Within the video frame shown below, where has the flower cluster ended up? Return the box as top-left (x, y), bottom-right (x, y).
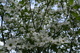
top-left (4, 31), bottom-right (70, 50)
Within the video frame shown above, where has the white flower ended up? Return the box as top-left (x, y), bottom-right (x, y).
top-left (29, 28), bottom-right (35, 32)
top-left (58, 37), bottom-right (70, 44)
top-left (22, 43), bottom-right (35, 49)
top-left (35, 42), bottom-right (45, 47)
top-left (21, 44), bottom-right (26, 49)
top-left (26, 45), bottom-right (34, 49)
top-left (32, 31), bottom-right (57, 47)
top-left (4, 16), bottom-right (11, 22)
top-left (29, 23), bottom-right (33, 27)
top-left (33, 32), bottom-right (38, 35)
top-left (52, 39), bottom-right (59, 44)
top-left (17, 45), bottom-right (22, 48)
top-left (19, 27), bottom-right (25, 32)
top-left (17, 50), bottom-right (22, 53)
top-left (5, 38), bottom-right (19, 50)
top-left (47, 24), bottom-right (51, 28)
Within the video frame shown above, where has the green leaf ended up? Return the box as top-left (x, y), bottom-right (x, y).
top-left (76, 16), bottom-right (80, 21)
top-left (19, 0), bottom-right (24, 4)
top-left (73, 4), bottom-right (80, 9)
top-left (50, 44), bottom-right (58, 52)
top-left (76, 29), bottom-right (80, 34)
top-left (69, 0), bottom-right (73, 5)
top-left (62, 25), bottom-right (70, 30)
top-left (70, 11), bottom-right (78, 17)
top-left (70, 11), bottom-right (80, 21)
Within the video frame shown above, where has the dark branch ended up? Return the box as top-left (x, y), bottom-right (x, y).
top-left (1, 15), bottom-right (5, 45)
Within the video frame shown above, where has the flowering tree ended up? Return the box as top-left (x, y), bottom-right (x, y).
top-left (0, 0), bottom-right (80, 53)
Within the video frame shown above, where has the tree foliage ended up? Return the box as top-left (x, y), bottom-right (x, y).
top-left (0, 0), bottom-right (80, 53)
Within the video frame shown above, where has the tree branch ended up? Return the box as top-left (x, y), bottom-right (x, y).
top-left (1, 15), bottom-right (5, 45)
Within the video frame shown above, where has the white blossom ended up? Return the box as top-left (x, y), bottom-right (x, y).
top-left (5, 38), bottom-right (21, 50)
top-left (4, 16), bottom-right (11, 22)
top-left (19, 27), bottom-right (25, 32)
top-left (58, 37), bottom-right (70, 44)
